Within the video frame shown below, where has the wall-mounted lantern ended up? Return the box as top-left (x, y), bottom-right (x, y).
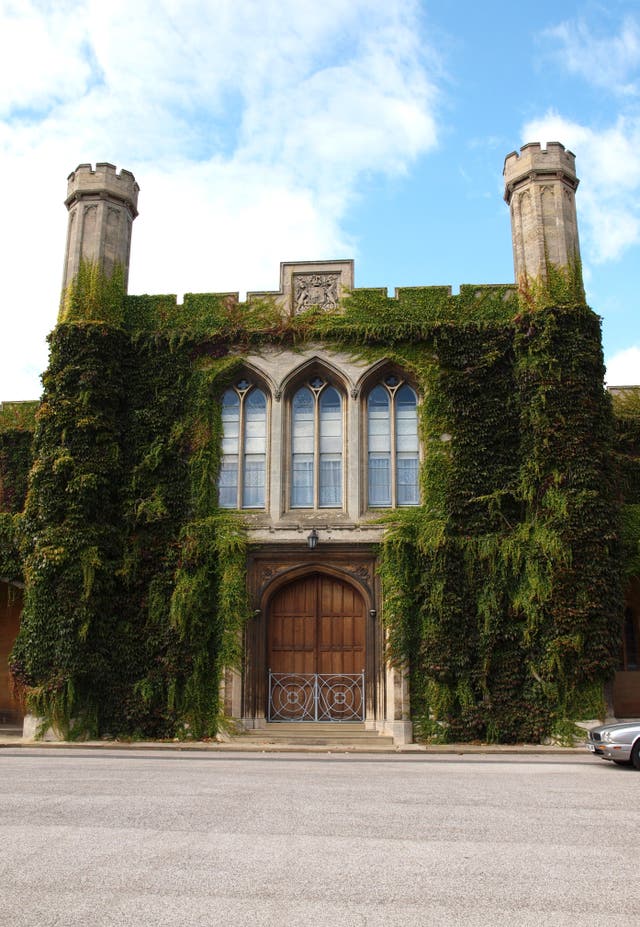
top-left (307, 528), bottom-right (319, 550)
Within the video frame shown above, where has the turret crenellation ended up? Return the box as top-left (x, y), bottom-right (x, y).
top-left (503, 142), bottom-right (581, 286)
top-left (61, 162), bottom-right (139, 300)
top-left (65, 162), bottom-right (139, 217)
top-left (503, 141), bottom-right (577, 201)
top-left (57, 141), bottom-right (583, 318)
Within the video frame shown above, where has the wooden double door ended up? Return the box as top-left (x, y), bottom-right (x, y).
top-left (268, 573), bottom-right (366, 720)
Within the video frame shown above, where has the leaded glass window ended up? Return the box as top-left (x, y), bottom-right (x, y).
top-left (291, 378), bottom-right (343, 508)
top-left (367, 377), bottom-right (419, 507)
top-left (218, 381), bottom-right (267, 509)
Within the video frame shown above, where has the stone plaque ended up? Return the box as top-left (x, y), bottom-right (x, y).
top-left (293, 272), bottom-right (340, 314)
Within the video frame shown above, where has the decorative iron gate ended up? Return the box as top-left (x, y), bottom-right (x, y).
top-left (268, 671), bottom-right (365, 722)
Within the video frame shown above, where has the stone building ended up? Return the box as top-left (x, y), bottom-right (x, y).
top-left (0, 143), bottom-right (638, 742)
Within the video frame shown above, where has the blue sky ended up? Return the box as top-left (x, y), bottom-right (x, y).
top-left (1, 0), bottom-right (639, 399)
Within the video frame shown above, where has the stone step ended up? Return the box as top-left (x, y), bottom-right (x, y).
top-left (0, 725), bottom-right (22, 737)
top-left (248, 722), bottom-right (367, 731)
top-left (240, 733), bottom-right (394, 742)
top-left (241, 739), bottom-right (394, 748)
top-left (237, 723), bottom-right (394, 746)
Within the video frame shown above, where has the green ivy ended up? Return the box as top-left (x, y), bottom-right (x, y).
top-left (59, 259), bottom-right (127, 325)
top-left (379, 305), bottom-right (622, 743)
top-left (4, 272), bottom-right (634, 743)
top-left (0, 401), bottom-right (37, 515)
top-left (0, 513), bottom-right (22, 582)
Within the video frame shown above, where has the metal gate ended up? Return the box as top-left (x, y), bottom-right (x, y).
top-left (268, 671), bottom-right (365, 722)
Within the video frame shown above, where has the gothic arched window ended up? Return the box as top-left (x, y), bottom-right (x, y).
top-left (367, 376), bottom-right (419, 507)
top-left (291, 378), bottom-right (343, 508)
top-left (218, 380), bottom-right (267, 509)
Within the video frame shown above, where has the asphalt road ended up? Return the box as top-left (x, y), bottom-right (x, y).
top-left (1, 749), bottom-right (638, 926)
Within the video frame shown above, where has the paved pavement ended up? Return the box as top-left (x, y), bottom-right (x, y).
top-left (0, 729), bottom-right (587, 754)
top-left (1, 748), bottom-right (638, 927)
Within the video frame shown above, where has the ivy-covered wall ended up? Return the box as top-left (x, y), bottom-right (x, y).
top-left (381, 307), bottom-right (622, 743)
top-left (8, 320), bottom-right (249, 739)
top-left (0, 401), bottom-right (37, 583)
top-left (2, 275), bottom-right (633, 742)
top-left (612, 389), bottom-right (640, 583)
top-left (0, 401), bottom-right (37, 516)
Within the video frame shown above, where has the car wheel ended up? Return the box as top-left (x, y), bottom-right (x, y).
top-left (631, 740), bottom-right (640, 771)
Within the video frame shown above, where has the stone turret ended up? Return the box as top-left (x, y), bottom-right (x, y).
top-left (503, 142), bottom-right (580, 286)
top-left (62, 162), bottom-right (139, 295)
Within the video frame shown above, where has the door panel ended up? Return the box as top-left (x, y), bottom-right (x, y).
top-left (268, 573), bottom-right (366, 712)
top-left (269, 577), bottom-right (316, 674)
top-left (318, 578), bottom-right (365, 675)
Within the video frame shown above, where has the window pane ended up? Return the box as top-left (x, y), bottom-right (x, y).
top-left (221, 389), bottom-right (240, 455)
top-left (242, 389), bottom-right (266, 509)
top-left (368, 454), bottom-right (391, 506)
top-left (368, 386), bottom-right (391, 506)
top-left (219, 390), bottom-right (240, 506)
top-left (218, 456), bottom-right (238, 508)
top-left (244, 389), bottom-right (266, 455)
top-left (319, 387), bottom-right (342, 453)
top-left (368, 385), bottom-right (390, 453)
top-left (243, 456), bottom-right (265, 508)
top-left (291, 456), bottom-right (314, 507)
top-left (319, 458), bottom-right (342, 507)
top-left (397, 456), bottom-right (419, 505)
top-left (319, 387), bottom-right (342, 507)
top-left (292, 388), bottom-right (314, 455)
top-left (292, 388), bottom-right (315, 506)
top-left (395, 385), bottom-right (418, 453)
top-left (395, 385), bottom-right (419, 504)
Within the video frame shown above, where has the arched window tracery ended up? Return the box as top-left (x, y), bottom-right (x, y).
top-left (290, 376), bottom-right (343, 509)
top-left (218, 379), bottom-right (267, 509)
top-left (367, 375), bottom-right (419, 507)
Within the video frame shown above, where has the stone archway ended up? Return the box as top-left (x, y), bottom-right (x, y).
top-left (239, 544), bottom-right (413, 742)
top-left (241, 546), bottom-right (380, 729)
top-left (267, 571), bottom-right (366, 721)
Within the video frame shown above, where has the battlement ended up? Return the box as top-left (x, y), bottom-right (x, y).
top-left (121, 281), bottom-right (519, 332)
top-left (0, 400), bottom-right (38, 431)
top-left (66, 162), bottom-right (139, 215)
top-left (503, 142), bottom-right (578, 203)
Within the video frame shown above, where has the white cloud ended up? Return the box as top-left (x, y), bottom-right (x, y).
top-left (0, 1), bottom-right (95, 117)
top-left (543, 16), bottom-right (640, 96)
top-left (527, 15), bottom-right (640, 277)
top-left (522, 112), bottom-right (640, 263)
top-left (605, 346), bottom-right (640, 385)
top-left (131, 160), bottom-right (353, 299)
top-left (0, 0), bottom-right (440, 400)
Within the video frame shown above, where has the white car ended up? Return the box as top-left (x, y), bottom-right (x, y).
top-left (586, 720), bottom-right (640, 768)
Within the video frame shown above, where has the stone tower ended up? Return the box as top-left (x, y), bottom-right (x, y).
top-left (62, 162), bottom-right (139, 295)
top-left (503, 142), bottom-right (580, 286)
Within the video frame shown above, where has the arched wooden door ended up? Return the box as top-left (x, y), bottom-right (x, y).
top-left (268, 573), bottom-right (366, 721)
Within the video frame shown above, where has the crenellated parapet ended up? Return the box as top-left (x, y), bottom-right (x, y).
top-left (503, 142), bottom-right (581, 287)
top-left (65, 162), bottom-right (139, 215)
top-left (503, 142), bottom-right (578, 191)
top-left (56, 142), bottom-right (582, 329)
top-left (62, 162), bottom-right (140, 300)
top-left (122, 280), bottom-right (517, 333)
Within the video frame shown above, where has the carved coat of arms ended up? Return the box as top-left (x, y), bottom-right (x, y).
top-left (293, 273), bottom-right (340, 314)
